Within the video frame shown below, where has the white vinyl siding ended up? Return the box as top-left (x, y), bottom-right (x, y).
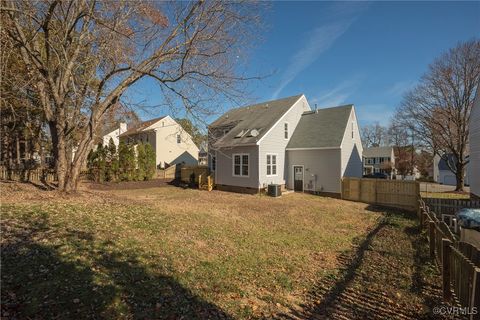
top-left (470, 86), bottom-right (480, 196)
top-left (259, 96), bottom-right (310, 187)
top-left (341, 108), bottom-right (363, 178)
top-left (266, 154), bottom-right (277, 176)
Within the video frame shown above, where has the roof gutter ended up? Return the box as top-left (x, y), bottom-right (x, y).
top-left (285, 147), bottom-right (341, 151)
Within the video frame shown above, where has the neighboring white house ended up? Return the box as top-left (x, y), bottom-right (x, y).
top-left (362, 146), bottom-right (395, 178)
top-left (208, 94), bottom-right (363, 194)
top-left (119, 116), bottom-right (199, 168)
top-left (102, 123), bottom-right (128, 147)
top-left (433, 154), bottom-right (470, 186)
top-left (470, 85), bottom-right (480, 198)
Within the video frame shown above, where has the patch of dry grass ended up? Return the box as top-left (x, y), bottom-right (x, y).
top-left (420, 191), bottom-right (470, 199)
top-left (1, 183), bottom-right (383, 318)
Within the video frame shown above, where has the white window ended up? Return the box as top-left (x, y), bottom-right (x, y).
top-left (177, 134), bottom-right (181, 144)
top-left (284, 123), bottom-right (289, 139)
top-left (266, 154), bottom-right (277, 176)
top-left (233, 153), bottom-right (249, 177)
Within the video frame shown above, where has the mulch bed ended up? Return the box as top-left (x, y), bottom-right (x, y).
top-left (87, 179), bottom-right (176, 190)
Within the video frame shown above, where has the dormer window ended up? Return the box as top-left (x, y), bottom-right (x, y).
top-left (284, 123), bottom-right (289, 139)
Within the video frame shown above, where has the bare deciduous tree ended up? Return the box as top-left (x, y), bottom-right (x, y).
top-left (387, 120), bottom-right (417, 177)
top-left (395, 40), bottom-right (480, 191)
top-left (361, 122), bottom-right (387, 148)
top-left (2, 0), bottom-right (263, 192)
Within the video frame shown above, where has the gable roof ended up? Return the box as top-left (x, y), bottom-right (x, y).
top-left (119, 116), bottom-right (166, 137)
top-left (286, 105), bottom-right (353, 149)
top-left (210, 94), bottom-right (303, 147)
top-left (363, 146), bottom-right (394, 158)
top-left (438, 154), bottom-right (470, 171)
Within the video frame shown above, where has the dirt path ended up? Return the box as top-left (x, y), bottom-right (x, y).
top-left (278, 208), bottom-right (463, 320)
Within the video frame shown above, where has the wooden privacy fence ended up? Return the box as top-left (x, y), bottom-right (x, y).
top-left (419, 199), bottom-right (480, 318)
top-left (342, 177), bottom-right (420, 211)
top-left (156, 164), bottom-right (180, 180)
top-left (424, 198), bottom-right (480, 216)
top-left (0, 167), bottom-right (57, 182)
top-left (180, 166), bottom-right (209, 184)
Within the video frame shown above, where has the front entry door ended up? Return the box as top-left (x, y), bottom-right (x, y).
top-left (293, 166), bottom-right (303, 192)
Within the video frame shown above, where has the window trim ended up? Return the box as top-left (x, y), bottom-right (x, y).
top-left (232, 153), bottom-right (250, 178)
top-left (284, 122), bottom-right (289, 140)
top-left (266, 153), bottom-right (278, 177)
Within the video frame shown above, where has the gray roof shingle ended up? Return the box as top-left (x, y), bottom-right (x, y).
top-left (363, 146), bottom-right (394, 158)
top-left (286, 105), bottom-right (353, 149)
top-left (210, 95), bottom-right (303, 147)
top-left (119, 116), bottom-right (166, 137)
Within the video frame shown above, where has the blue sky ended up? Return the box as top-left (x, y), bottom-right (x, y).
top-left (129, 1), bottom-right (479, 128)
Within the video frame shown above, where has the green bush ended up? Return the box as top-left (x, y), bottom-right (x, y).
top-left (118, 142), bottom-right (136, 181)
top-left (144, 143), bottom-right (156, 180)
top-left (105, 138), bottom-right (118, 182)
top-left (136, 143), bottom-right (146, 181)
top-left (87, 140), bottom-right (155, 182)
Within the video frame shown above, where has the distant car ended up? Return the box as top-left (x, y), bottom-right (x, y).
top-left (363, 173), bottom-right (389, 179)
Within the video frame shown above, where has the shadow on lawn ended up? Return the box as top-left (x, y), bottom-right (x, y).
top-left (276, 206), bottom-right (422, 320)
top-left (1, 213), bottom-right (231, 319)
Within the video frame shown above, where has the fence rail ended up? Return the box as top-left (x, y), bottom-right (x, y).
top-left (419, 199), bottom-right (480, 318)
top-left (0, 168), bottom-right (57, 182)
top-left (342, 177), bottom-right (420, 211)
top-left (180, 166), bottom-right (209, 184)
top-left (423, 198), bottom-right (480, 216)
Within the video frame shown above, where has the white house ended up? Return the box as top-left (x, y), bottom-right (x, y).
top-left (469, 85), bottom-right (480, 197)
top-left (433, 154), bottom-right (470, 186)
top-left (102, 123), bottom-right (127, 147)
top-left (362, 146), bottom-right (395, 178)
top-left (119, 116), bottom-right (199, 168)
top-left (208, 94), bottom-right (363, 194)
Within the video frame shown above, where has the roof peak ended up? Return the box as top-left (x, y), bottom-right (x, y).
top-left (232, 94), bottom-right (303, 112)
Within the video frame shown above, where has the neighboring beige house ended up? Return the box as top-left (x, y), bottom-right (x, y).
top-left (362, 146), bottom-right (395, 178)
top-left (120, 116), bottom-right (199, 168)
top-left (102, 123), bottom-right (127, 147)
top-left (208, 94), bottom-right (363, 194)
top-left (470, 85), bottom-right (480, 198)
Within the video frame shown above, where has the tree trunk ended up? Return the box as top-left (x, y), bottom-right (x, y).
top-left (50, 121), bottom-right (68, 191)
top-left (455, 163), bottom-right (465, 192)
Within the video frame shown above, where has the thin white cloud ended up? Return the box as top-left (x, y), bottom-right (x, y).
top-left (386, 81), bottom-right (416, 97)
top-left (310, 78), bottom-right (360, 108)
top-left (271, 21), bottom-right (354, 99)
top-left (271, 3), bottom-right (368, 99)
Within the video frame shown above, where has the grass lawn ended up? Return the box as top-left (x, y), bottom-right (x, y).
top-left (1, 182), bottom-right (444, 319)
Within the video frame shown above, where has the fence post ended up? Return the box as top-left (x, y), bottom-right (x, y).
top-left (429, 221), bottom-right (436, 259)
top-left (442, 238), bottom-right (452, 302)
